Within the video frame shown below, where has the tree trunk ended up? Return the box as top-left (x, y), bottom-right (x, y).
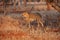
top-left (46, 0), bottom-right (50, 10)
top-left (24, 0), bottom-right (26, 7)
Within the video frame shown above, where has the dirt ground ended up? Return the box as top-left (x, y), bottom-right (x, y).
top-left (0, 13), bottom-right (60, 40)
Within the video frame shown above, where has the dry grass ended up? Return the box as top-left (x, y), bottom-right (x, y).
top-left (0, 15), bottom-right (60, 40)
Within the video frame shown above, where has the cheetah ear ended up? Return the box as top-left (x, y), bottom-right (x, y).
top-left (26, 11), bottom-right (30, 14)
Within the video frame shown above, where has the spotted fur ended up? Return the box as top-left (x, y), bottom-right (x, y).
top-left (22, 12), bottom-right (44, 28)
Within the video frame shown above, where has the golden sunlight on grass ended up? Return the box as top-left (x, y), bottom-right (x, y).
top-left (0, 14), bottom-right (60, 40)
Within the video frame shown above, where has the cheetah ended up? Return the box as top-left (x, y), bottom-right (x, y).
top-left (21, 12), bottom-right (44, 29)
